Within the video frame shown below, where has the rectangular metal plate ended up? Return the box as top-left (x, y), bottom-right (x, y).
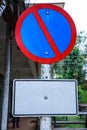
top-left (12, 79), bottom-right (78, 117)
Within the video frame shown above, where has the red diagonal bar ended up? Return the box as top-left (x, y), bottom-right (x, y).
top-left (33, 10), bottom-right (61, 57)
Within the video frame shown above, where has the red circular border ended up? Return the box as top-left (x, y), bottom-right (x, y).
top-left (15, 4), bottom-right (77, 64)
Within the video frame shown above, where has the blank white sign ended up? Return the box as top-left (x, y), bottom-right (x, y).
top-left (12, 79), bottom-right (78, 117)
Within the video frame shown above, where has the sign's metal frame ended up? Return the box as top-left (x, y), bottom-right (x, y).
top-left (12, 79), bottom-right (78, 117)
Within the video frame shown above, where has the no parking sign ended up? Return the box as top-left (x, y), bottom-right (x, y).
top-left (15, 4), bottom-right (77, 64)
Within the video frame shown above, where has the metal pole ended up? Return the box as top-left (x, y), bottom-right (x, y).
top-left (1, 23), bottom-right (12, 130)
top-left (40, 64), bottom-right (52, 130)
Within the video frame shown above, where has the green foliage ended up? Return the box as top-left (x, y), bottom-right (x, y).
top-left (76, 31), bottom-right (87, 46)
top-left (62, 47), bottom-right (83, 83)
top-left (55, 116), bottom-right (85, 128)
top-left (79, 90), bottom-right (87, 103)
top-left (54, 46), bottom-right (84, 84)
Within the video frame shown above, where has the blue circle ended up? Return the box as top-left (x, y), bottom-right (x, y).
top-left (21, 8), bottom-right (72, 58)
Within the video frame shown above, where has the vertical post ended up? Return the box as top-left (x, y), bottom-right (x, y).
top-left (1, 23), bottom-right (12, 130)
top-left (40, 64), bottom-right (52, 130)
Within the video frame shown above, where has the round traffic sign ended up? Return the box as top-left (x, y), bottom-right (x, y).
top-left (15, 4), bottom-right (77, 64)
